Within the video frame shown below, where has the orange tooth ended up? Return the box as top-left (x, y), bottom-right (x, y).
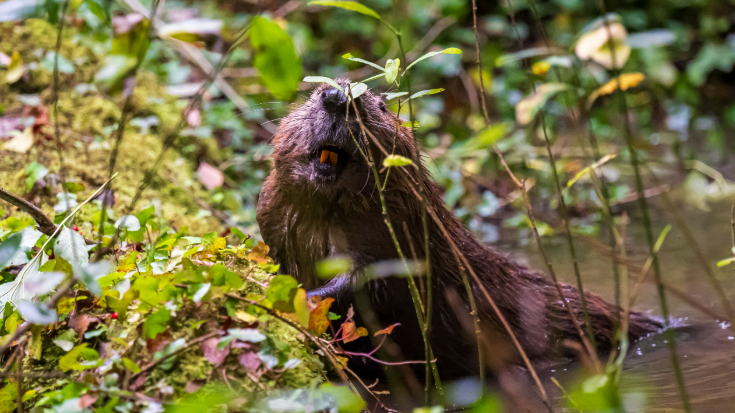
top-left (329, 151), bottom-right (338, 165)
top-left (320, 150), bottom-right (329, 163)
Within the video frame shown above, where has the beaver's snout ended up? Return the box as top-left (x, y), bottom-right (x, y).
top-left (321, 87), bottom-right (347, 114)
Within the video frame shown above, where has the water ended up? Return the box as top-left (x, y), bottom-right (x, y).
top-left (500, 199), bottom-right (735, 411)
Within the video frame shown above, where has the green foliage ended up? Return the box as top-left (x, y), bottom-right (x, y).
top-left (250, 16), bottom-right (302, 100)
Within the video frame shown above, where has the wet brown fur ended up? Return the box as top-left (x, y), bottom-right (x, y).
top-left (256, 79), bottom-right (661, 380)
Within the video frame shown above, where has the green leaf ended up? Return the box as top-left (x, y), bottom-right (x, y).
top-left (250, 16), bottom-right (302, 100)
top-left (16, 300), bottom-right (57, 325)
top-left (158, 18), bottom-right (222, 43)
top-left (462, 123), bottom-right (508, 151)
top-left (191, 283), bottom-right (211, 303)
top-left (717, 257), bottom-right (735, 267)
top-left (53, 226), bottom-right (88, 266)
top-left (52, 329), bottom-right (76, 352)
top-left (408, 88), bottom-right (444, 100)
top-left (23, 270), bottom-right (65, 296)
top-left (59, 343), bottom-right (101, 371)
top-left (383, 154), bottom-right (414, 167)
top-left (0, 380), bottom-right (17, 413)
top-left (122, 357), bottom-right (141, 373)
top-left (382, 92), bottom-right (407, 100)
top-left (136, 204), bottom-right (156, 227)
top-left (515, 83), bottom-right (568, 125)
top-left (73, 261), bottom-right (113, 296)
top-left (265, 275), bottom-right (298, 310)
top-left (495, 47), bottom-right (555, 67)
top-left (308, 1), bottom-right (381, 20)
top-left (318, 383), bottom-right (366, 413)
top-left (0, 232), bottom-right (22, 270)
top-left (315, 256), bottom-right (353, 279)
top-left (143, 308), bottom-right (171, 339)
top-left (405, 48), bottom-right (461, 72)
top-left (95, 14), bottom-right (150, 94)
top-left (304, 76), bottom-right (343, 92)
top-left (227, 328), bottom-right (266, 343)
top-left (25, 161), bottom-right (49, 191)
top-left (401, 121), bottom-right (419, 128)
top-left (343, 53), bottom-right (384, 71)
top-left (212, 264), bottom-right (244, 289)
top-left (115, 215), bottom-right (141, 232)
top-left (346, 82), bottom-right (367, 101)
top-left (384, 58), bottom-right (400, 83)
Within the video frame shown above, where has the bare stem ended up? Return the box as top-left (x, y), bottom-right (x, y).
top-left (389, 4), bottom-right (435, 399)
top-left (503, 0), bottom-right (598, 358)
top-left (598, 6), bottom-right (691, 411)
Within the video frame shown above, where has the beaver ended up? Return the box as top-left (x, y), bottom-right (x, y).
top-left (256, 78), bottom-right (661, 381)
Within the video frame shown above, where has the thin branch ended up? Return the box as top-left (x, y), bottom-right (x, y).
top-left (52, 0), bottom-right (71, 217)
top-left (0, 188), bottom-right (56, 235)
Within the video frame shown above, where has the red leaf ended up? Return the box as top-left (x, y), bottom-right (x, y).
top-left (197, 161), bottom-right (224, 190)
top-left (202, 337), bottom-right (230, 366)
top-left (69, 315), bottom-right (98, 337)
top-left (374, 323), bottom-right (400, 337)
top-left (238, 351), bottom-right (261, 372)
top-left (146, 330), bottom-right (173, 353)
top-left (342, 321), bottom-right (367, 343)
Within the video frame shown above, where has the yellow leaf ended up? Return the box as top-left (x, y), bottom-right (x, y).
top-left (246, 241), bottom-right (271, 264)
top-left (532, 61), bottom-right (551, 75)
top-left (342, 321), bottom-right (367, 343)
top-left (293, 288), bottom-right (310, 328)
top-left (575, 21), bottom-right (629, 69)
top-left (5, 51), bottom-right (23, 84)
top-left (235, 310), bottom-right (257, 324)
top-left (308, 296), bottom-right (334, 335)
top-left (208, 237), bottom-right (226, 253)
top-left (565, 154), bottom-right (617, 192)
top-left (587, 73), bottom-right (645, 109)
top-left (374, 323), bottom-right (399, 336)
top-left (515, 83), bottom-right (568, 125)
top-left (3, 128), bottom-right (34, 153)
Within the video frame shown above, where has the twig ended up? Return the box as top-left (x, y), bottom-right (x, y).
top-left (0, 188), bottom-right (56, 235)
top-left (16, 344), bottom-right (23, 413)
top-left (52, 0), bottom-right (71, 219)
top-left (0, 188), bottom-right (97, 245)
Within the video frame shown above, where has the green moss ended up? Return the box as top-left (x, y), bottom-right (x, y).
top-left (0, 20), bottom-right (220, 235)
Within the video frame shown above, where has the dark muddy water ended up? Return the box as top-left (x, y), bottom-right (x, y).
top-left (500, 199), bottom-right (735, 412)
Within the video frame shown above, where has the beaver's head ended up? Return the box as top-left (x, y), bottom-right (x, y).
top-left (270, 78), bottom-right (415, 199)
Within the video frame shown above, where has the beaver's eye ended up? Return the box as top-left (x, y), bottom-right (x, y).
top-left (379, 101), bottom-right (387, 113)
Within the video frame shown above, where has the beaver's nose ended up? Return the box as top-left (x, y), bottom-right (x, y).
top-left (321, 87), bottom-right (347, 113)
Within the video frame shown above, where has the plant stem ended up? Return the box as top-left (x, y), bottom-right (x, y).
top-left (504, 0), bottom-right (597, 358)
top-left (389, 0), bottom-right (436, 401)
top-left (344, 93), bottom-right (442, 399)
top-left (597, 7), bottom-right (691, 411)
top-left (52, 0), bottom-right (71, 219)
